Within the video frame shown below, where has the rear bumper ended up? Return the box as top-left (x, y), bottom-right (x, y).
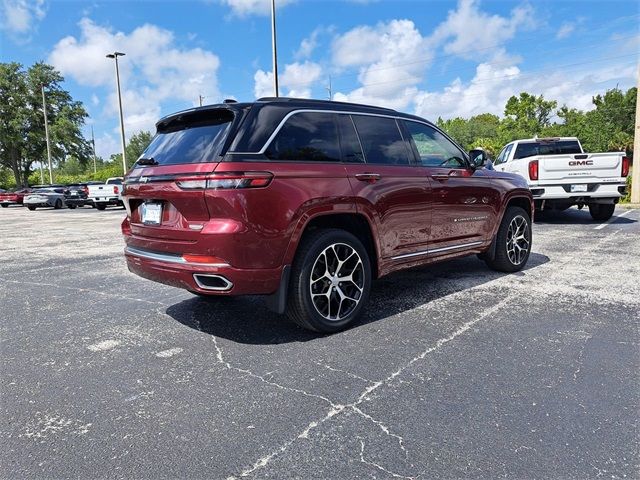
top-left (124, 245), bottom-right (283, 296)
top-left (90, 197), bottom-right (121, 204)
top-left (65, 198), bottom-right (88, 206)
top-left (0, 201), bottom-right (20, 206)
top-left (530, 182), bottom-right (626, 200)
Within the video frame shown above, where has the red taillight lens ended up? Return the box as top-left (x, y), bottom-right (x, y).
top-left (176, 172), bottom-right (273, 190)
top-left (528, 160), bottom-right (539, 181)
top-left (621, 156), bottom-right (630, 177)
top-left (83, 186), bottom-right (89, 196)
top-left (113, 186), bottom-right (119, 194)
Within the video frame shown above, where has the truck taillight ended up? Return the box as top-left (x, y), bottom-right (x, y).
top-left (113, 186), bottom-right (119, 194)
top-left (83, 186), bottom-right (89, 196)
top-left (621, 156), bottom-right (630, 177)
top-left (528, 160), bottom-right (539, 181)
top-left (175, 172), bottom-right (273, 190)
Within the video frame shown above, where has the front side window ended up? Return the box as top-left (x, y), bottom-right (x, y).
top-left (265, 112), bottom-right (340, 162)
top-left (351, 116), bottom-right (411, 165)
top-left (404, 121), bottom-right (466, 168)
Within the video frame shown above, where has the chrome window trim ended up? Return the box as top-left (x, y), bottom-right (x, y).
top-left (125, 246), bottom-right (230, 267)
top-left (226, 109), bottom-right (436, 156)
top-left (391, 241), bottom-right (483, 260)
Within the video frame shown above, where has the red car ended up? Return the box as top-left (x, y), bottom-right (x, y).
top-left (122, 98), bottom-right (533, 332)
top-left (0, 188), bottom-right (31, 207)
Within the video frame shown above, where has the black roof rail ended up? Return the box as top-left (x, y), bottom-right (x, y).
top-left (255, 96), bottom-right (397, 113)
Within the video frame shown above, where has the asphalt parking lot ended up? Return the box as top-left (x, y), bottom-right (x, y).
top-left (1, 205), bottom-right (638, 479)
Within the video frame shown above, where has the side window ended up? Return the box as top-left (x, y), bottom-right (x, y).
top-left (265, 112), bottom-right (340, 162)
top-left (351, 115), bottom-right (411, 165)
top-left (404, 121), bottom-right (466, 168)
top-left (336, 114), bottom-right (364, 163)
top-left (494, 146), bottom-right (507, 165)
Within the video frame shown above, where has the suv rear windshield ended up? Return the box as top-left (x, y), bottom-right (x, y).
top-left (513, 140), bottom-right (582, 160)
top-left (139, 109), bottom-right (234, 165)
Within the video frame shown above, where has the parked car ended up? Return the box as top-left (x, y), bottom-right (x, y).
top-left (63, 183), bottom-right (90, 209)
top-left (0, 188), bottom-right (32, 207)
top-left (122, 98), bottom-right (533, 332)
top-left (23, 188), bottom-right (66, 210)
top-left (493, 137), bottom-right (629, 221)
top-left (88, 177), bottom-right (124, 210)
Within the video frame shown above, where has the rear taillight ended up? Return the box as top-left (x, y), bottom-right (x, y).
top-left (176, 172), bottom-right (273, 190)
top-left (622, 156), bottom-right (630, 177)
top-left (528, 160), bottom-right (539, 181)
top-left (113, 186), bottom-right (119, 194)
top-left (83, 186), bottom-right (89, 196)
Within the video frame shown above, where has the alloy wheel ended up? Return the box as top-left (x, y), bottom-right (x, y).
top-left (309, 243), bottom-right (365, 321)
top-left (506, 215), bottom-right (530, 265)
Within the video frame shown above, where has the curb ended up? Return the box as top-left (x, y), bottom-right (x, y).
top-left (619, 203), bottom-right (640, 209)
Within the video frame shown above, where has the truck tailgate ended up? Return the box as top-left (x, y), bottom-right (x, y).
top-left (539, 153), bottom-right (623, 182)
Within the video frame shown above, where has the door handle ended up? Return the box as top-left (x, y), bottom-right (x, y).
top-left (431, 174), bottom-right (450, 181)
top-left (355, 173), bottom-right (381, 183)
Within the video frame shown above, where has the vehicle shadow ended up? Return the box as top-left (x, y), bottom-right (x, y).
top-left (535, 207), bottom-right (637, 225)
top-left (165, 252), bottom-right (550, 345)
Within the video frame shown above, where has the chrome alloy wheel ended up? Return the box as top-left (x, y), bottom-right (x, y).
top-left (506, 215), bottom-right (530, 265)
top-left (309, 243), bottom-right (365, 322)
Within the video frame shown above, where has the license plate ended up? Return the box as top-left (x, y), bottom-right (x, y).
top-left (141, 202), bottom-right (162, 225)
top-left (571, 184), bottom-right (588, 192)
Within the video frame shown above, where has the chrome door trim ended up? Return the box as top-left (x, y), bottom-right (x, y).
top-left (391, 241), bottom-right (483, 261)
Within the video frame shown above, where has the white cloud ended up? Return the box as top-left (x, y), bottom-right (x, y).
top-left (254, 61), bottom-right (323, 99)
top-left (49, 18), bottom-right (221, 147)
top-left (556, 22), bottom-right (575, 39)
top-left (429, 0), bottom-right (535, 60)
top-left (414, 60), bottom-right (637, 121)
top-left (220, 0), bottom-right (295, 16)
top-left (295, 27), bottom-right (323, 60)
top-left (331, 19), bottom-right (433, 110)
top-left (1, 0), bottom-right (46, 40)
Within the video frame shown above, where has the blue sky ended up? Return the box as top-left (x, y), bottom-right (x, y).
top-left (1, 0), bottom-right (638, 159)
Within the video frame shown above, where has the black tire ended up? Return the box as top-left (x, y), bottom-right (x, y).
top-left (96, 203), bottom-right (107, 211)
top-left (588, 203), bottom-right (615, 221)
top-left (287, 228), bottom-right (372, 333)
top-left (67, 204), bottom-right (77, 209)
top-left (484, 206), bottom-right (532, 273)
top-left (54, 199), bottom-right (62, 209)
top-left (27, 205), bottom-right (36, 211)
top-left (1, 204), bottom-right (7, 208)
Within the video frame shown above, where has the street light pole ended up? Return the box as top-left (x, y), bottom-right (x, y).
top-left (41, 84), bottom-right (53, 184)
top-left (106, 52), bottom-right (127, 175)
top-left (91, 125), bottom-right (97, 174)
top-left (270, 0), bottom-right (279, 97)
top-left (631, 63), bottom-right (640, 204)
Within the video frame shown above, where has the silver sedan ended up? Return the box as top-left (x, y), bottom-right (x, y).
top-left (23, 188), bottom-right (66, 210)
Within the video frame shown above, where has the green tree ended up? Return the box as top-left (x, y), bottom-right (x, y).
top-left (499, 92), bottom-right (557, 142)
top-left (0, 62), bottom-right (91, 186)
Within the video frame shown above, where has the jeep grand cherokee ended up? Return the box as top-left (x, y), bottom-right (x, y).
top-left (122, 98), bottom-right (533, 332)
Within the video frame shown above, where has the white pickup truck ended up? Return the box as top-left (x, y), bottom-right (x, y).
top-left (493, 137), bottom-right (629, 221)
top-left (87, 177), bottom-right (124, 210)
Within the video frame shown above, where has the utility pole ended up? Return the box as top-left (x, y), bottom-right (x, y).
top-left (270, 0), bottom-right (279, 97)
top-left (631, 63), bottom-right (640, 204)
top-left (41, 84), bottom-right (53, 184)
top-left (199, 95), bottom-right (204, 107)
top-left (326, 76), bottom-right (332, 101)
top-left (91, 126), bottom-right (97, 174)
top-left (106, 52), bottom-right (127, 175)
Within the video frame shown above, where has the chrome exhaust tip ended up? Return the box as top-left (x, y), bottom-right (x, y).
top-left (193, 274), bottom-right (233, 292)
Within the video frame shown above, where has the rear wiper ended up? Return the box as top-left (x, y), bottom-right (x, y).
top-left (137, 157), bottom-right (159, 166)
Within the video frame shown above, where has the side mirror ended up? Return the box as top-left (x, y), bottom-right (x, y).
top-left (469, 149), bottom-right (488, 169)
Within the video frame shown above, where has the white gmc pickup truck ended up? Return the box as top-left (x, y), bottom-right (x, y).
top-left (493, 137), bottom-right (629, 221)
top-left (87, 177), bottom-right (124, 210)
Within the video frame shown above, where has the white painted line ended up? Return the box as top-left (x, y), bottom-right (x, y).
top-left (594, 209), bottom-right (634, 230)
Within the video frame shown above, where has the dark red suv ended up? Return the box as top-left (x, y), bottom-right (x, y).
top-left (122, 98), bottom-right (533, 332)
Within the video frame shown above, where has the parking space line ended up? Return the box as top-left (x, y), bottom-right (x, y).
top-left (594, 209), bottom-right (634, 230)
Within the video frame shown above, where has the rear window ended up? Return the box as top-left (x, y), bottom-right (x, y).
top-left (265, 112), bottom-right (340, 162)
top-left (140, 110), bottom-right (234, 165)
top-left (106, 179), bottom-right (122, 185)
top-left (513, 140), bottom-right (582, 160)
